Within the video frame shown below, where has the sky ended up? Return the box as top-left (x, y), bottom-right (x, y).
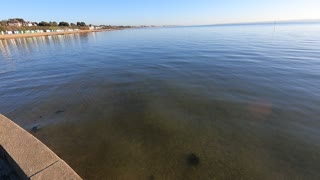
top-left (1, 0), bottom-right (320, 26)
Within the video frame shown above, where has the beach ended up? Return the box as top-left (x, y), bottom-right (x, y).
top-left (0, 29), bottom-right (114, 40)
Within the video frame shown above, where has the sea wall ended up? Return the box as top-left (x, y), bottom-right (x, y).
top-left (0, 114), bottom-right (82, 180)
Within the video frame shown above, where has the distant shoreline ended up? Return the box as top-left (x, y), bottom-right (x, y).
top-left (0, 29), bottom-right (118, 40)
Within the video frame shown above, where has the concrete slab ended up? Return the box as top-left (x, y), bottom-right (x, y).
top-left (30, 160), bottom-right (82, 180)
top-left (0, 114), bottom-right (82, 179)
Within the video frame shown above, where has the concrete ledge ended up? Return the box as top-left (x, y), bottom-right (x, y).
top-left (0, 114), bottom-right (82, 180)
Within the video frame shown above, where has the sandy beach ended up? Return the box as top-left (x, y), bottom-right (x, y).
top-left (0, 29), bottom-right (113, 40)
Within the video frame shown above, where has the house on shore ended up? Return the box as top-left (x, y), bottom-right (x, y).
top-left (23, 21), bottom-right (34, 27)
top-left (89, 25), bottom-right (94, 30)
top-left (6, 19), bottom-right (36, 27)
top-left (88, 25), bottom-right (102, 30)
top-left (8, 20), bottom-right (22, 27)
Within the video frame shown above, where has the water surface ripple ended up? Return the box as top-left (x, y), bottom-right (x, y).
top-left (1, 24), bottom-right (320, 179)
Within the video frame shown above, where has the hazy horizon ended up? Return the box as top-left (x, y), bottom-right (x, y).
top-left (1, 0), bottom-right (320, 26)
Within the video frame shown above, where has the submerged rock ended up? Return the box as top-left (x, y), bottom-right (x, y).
top-left (55, 110), bottom-right (65, 114)
top-left (31, 125), bottom-right (41, 133)
top-left (187, 153), bottom-right (200, 166)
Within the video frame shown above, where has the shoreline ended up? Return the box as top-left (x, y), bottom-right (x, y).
top-left (0, 29), bottom-right (116, 40)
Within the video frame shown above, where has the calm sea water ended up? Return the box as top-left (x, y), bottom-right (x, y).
top-left (1, 24), bottom-right (320, 179)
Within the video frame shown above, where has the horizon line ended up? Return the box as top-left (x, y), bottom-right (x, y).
top-left (164, 18), bottom-right (320, 27)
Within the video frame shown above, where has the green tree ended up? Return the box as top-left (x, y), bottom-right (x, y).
top-left (16, 18), bottom-right (25, 23)
top-left (59, 22), bottom-right (70, 26)
top-left (9, 18), bottom-right (25, 23)
top-left (50, 21), bottom-right (58, 26)
top-left (38, 21), bottom-right (50, 26)
top-left (77, 22), bottom-right (86, 26)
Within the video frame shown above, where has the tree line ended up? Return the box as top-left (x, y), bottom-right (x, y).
top-left (0, 18), bottom-right (138, 32)
top-left (0, 18), bottom-right (88, 27)
top-left (36, 21), bottom-right (88, 27)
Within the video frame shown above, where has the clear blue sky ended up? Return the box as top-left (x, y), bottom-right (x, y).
top-left (1, 0), bottom-right (320, 25)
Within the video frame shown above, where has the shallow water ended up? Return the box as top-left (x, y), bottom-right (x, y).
top-left (1, 24), bottom-right (320, 179)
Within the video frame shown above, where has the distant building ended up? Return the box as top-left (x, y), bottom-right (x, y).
top-left (23, 21), bottom-right (34, 27)
top-left (8, 20), bottom-right (22, 27)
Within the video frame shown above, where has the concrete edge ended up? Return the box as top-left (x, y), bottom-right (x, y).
top-left (0, 114), bottom-right (82, 180)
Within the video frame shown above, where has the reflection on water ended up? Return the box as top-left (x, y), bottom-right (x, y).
top-left (1, 25), bottom-right (320, 179)
top-left (0, 33), bottom-right (92, 59)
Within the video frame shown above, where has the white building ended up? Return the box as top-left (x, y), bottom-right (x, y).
top-left (8, 22), bottom-right (22, 27)
top-left (24, 22), bottom-right (34, 27)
